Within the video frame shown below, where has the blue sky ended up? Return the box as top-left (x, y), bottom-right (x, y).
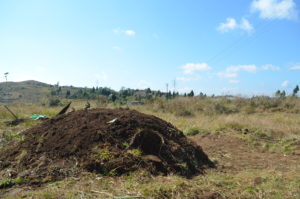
top-left (0, 0), bottom-right (299, 96)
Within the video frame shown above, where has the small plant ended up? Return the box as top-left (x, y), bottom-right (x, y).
top-left (123, 142), bottom-right (129, 149)
top-left (223, 122), bottom-right (244, 130)
top-left (99, 149), bottom-right (114, 161)
top-left (3, 131), bottom-right (23, 142)
top-left (184, 127), bottom-right (200, 136)
top-left (127, 149), bottom-right (143, 157)
top-left (0, 177), bottom-right (26, 189)
top-left (14, 176), bottom-right (25, 184)
top-left (92, 146), bottom-right (115, 162)
top-left (0, 179), bottom-right (15, 189)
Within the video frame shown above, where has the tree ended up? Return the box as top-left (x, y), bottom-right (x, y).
top-left (165, 91), bottom-right (172, 99)
top-left (275, 90), bottom-right (281, 97)
top-left (293, 85), bottom-right (299, 96)
top-left (66, 90), bottom-right (71, 98)
top-left (109, 93), bottom-right (117, 102)
top-left (199, 92), bottom-right (206, 98)
top-left (57, 87), bottom-right (62, 94)
top-left (188, 90), bottom-right (194, 97)
top-left (55, 82), bottom-right (60, 88)
top-left (145, 88), bottom-right (151, 94)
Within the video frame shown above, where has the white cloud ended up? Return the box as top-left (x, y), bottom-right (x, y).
top-left (181, 63), bottom-right (212, 75)
top-left (217, 71), bottom-right (238, 78)
top-left (217, 65), bottom-right (258, 78)
top-left (217, 18), bottom-right (254, 33)
top-left (218, 18), bottom-right (238, 32)
top-left (228, 65), bottom-right (258, 73)
top-left (281, 80), bottom-right (289, 87)
top-left (261, 64), bottom-right (280, 71)
top-left (124, 30), bottom-right (136, 36)
top-left (229, 79), bottom-right (240, 84)
top-left (251, 0), bottom-right (298, 20)
top-left (240, 18), bottom-right (254, 32)
top-left (113, 28), bottom-right (136, 36)
top-left (289, 63), bottom-right (300, 70)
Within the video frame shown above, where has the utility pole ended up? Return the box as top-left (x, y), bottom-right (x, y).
top-left (4, 72), bottom-right (8, 82)
top-left (3, 72), bottom-right (9, 102)
top-left (166, 83), bottom-right (168, 93)
top-left (4, 72), bottom-right (9, 93)
top-left (173, 79), bottom-right (176, 93)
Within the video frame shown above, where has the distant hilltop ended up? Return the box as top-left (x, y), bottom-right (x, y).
top-left (0, 80), bottom-right (54, 102)
top-left (0, 80), bottom-right (182, 103)
top-left (0, 80), bottom-right (51, 87)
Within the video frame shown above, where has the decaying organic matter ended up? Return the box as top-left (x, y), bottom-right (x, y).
top-left (0, 108), bottom-right (214, 185)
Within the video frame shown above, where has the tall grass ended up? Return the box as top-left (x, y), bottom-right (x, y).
top-left (142, 96), bottom-right (300, 116)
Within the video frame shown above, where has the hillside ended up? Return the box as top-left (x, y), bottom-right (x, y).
top-left (0, 80), bottom-right (105, 103)
top-left (0, 80), bottom-right (53, 102)
top-left (0, 80), bottom-right (180, 103)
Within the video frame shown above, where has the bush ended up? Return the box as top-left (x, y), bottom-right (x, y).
top-left (213, 103), bottom-right (238, 114)
top-left (49, 98), bottom-right (61, 107)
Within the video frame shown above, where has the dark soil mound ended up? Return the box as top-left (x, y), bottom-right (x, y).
top-left (0, 108), bottom-right (214, 184)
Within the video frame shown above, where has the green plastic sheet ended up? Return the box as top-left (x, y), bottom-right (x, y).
top-left (29, 114), bottom-right (47, 120)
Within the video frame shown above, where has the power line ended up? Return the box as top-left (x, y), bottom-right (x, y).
top-left (206, 19), bottom-right (279, 66)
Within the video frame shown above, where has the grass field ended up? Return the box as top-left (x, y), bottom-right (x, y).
top-left (1, 97), bottom-right (300, 198)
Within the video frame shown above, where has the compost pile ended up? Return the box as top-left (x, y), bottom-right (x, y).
top-left (0, 108), bottom-right (214, 184)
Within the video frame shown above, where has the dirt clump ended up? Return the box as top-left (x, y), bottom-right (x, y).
top-left (0, 108), bottom-right (214, 184)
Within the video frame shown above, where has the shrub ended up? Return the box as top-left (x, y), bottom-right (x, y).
top-left (49, 98), bottom-right (61, 107)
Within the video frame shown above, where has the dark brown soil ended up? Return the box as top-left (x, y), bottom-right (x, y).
top-left (0, 108), bottom-right (214, 184)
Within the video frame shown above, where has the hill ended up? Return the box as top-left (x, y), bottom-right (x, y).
top-left (0, 80), bottom-right (179, 103)
top-left (0, 80), bottom-right (53, 102)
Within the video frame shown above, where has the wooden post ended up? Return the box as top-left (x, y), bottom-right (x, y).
top-left (4, 105), bottom-right (18, 120)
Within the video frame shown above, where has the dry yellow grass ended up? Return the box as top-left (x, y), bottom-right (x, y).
top-left (1, 97), bottom-right (300, 198)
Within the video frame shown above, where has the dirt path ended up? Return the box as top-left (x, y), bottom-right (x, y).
top-left (191, 134), bottom-right (300, 173)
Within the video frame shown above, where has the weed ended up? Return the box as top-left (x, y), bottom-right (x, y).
top-left (123, 142), bottom-right (129, 149)
top-left (14, 177), bottom-right (25, 184)
top-left (184, 127), bottom-right (200, 136)
top-left (92, 146), bottom-right (115, 162)
top-left (127, 149), bottom-right (143, 157)
top-left (0, 179), bottom-right (14, 189)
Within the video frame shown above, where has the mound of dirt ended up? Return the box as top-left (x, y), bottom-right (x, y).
top-left (0, 108), bottom-right (214, 184)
